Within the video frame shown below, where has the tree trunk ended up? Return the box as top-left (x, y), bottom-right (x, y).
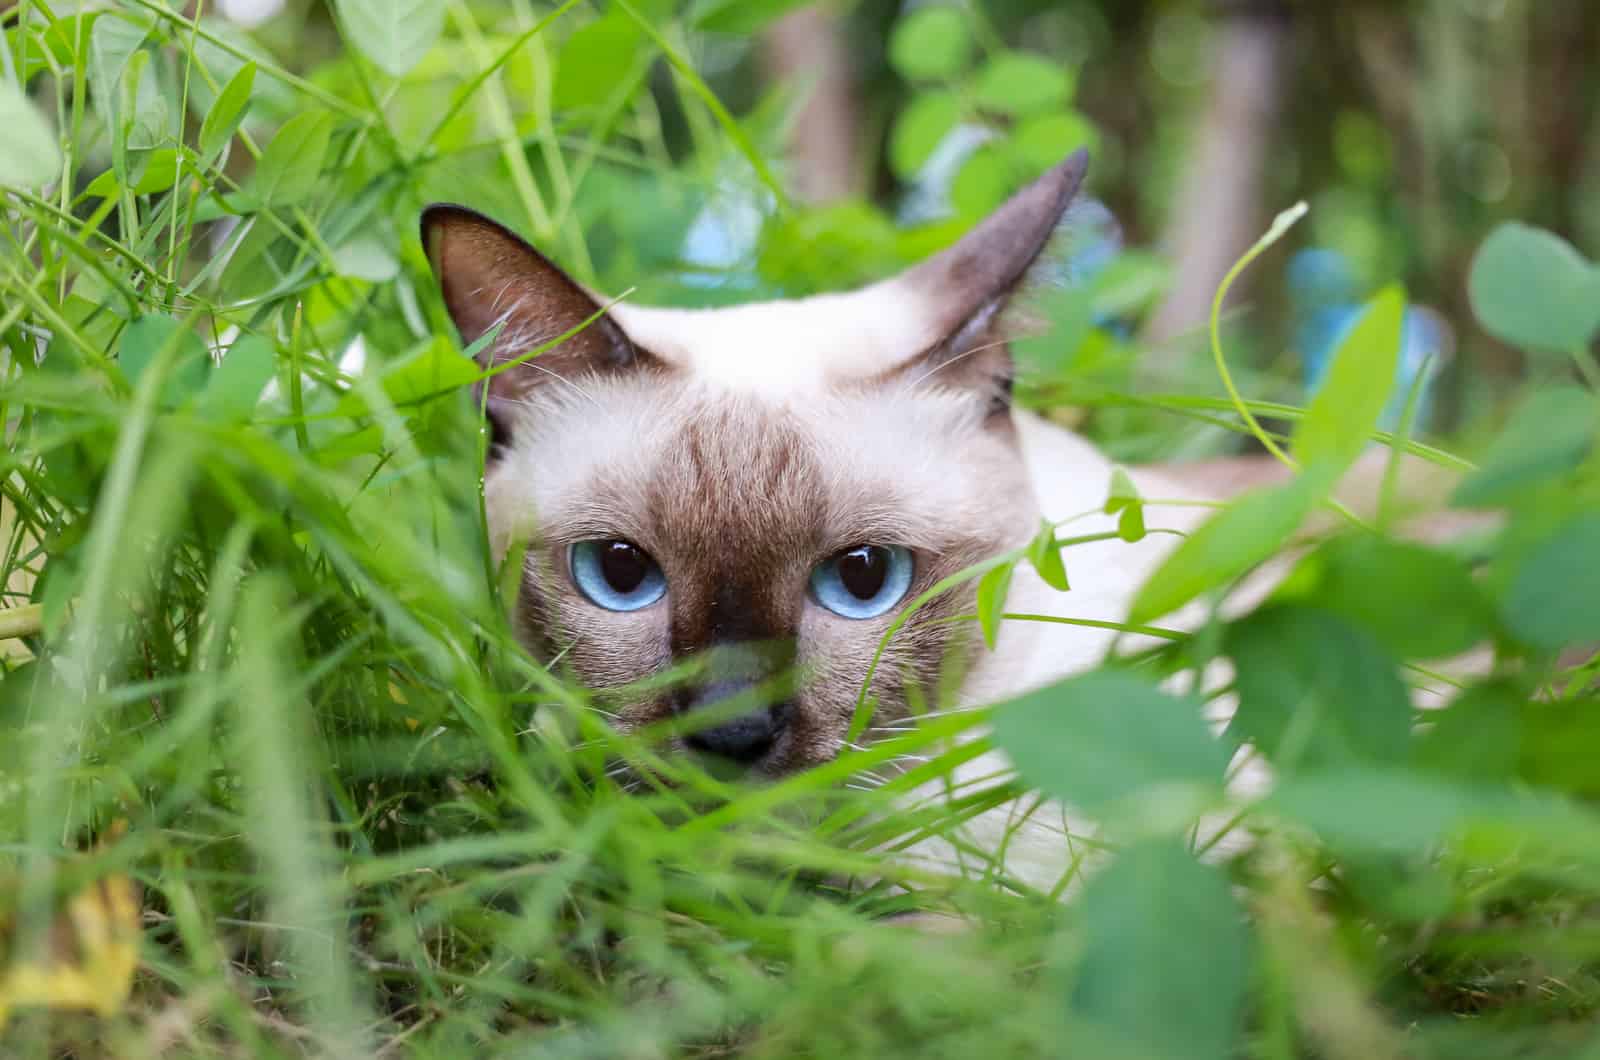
top-left (762, 4), bottom-right (863, 204)
top-left (1142, 7), bottom-right (1291, 363)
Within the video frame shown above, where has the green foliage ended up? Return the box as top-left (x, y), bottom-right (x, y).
top-left (1069, 839), bottom-right (1250, 1060)
top-left (993, 671), bottom-right (1226, 822)
top-left (1127, 465), bottom-right (1327, 625)
top-left (971, 51), bottom-right (1074, 117)
top-left (1469, 222), bottom-right (1600, 355)
top-left (1501, 513), bottom-right (1600, 650)
top-left (1451, 386), bottom-right (1595, 507)
top-left (332, 0), bottom-right (447, 77)
top-left (2, 1), bottom-right (1600, 1056)
top-left (884, 3), bottom-right (1096, 220)
top-left (1292, 285), bottom-right (1405, 473)
top-left (0, 81), bottom-right (61, 188)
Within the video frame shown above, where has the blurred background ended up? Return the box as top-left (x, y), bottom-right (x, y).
top-left (39, 0), bottom-right (1600, 456)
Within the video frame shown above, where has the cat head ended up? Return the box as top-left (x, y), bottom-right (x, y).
top-left (422, 151), bottom-right (1089, 777)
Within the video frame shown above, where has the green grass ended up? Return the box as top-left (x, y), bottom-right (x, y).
top-left (4, 2), bottom-right (1600, 1057)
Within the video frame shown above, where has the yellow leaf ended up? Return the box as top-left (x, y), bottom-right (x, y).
top-left (0, 874), bottom-right (141, 1029)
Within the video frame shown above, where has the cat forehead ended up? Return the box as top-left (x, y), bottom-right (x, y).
top-left (486, 373), bottom-right (1028, 559)
top-left (607, 277), bottom-right (941, 397)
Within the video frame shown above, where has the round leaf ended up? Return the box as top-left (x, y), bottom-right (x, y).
top-left (1069, 840), bottom-right (1252, 1060)
top-left (950, 145), bottom-right (1014, 220)
top-left (204, 335), bottom-right (276, 422)
top-left (1451, 386), bottom-right (1596, 507)
top-left (1269, 769), bottom-right (1484, 856)
top-left (972, 52), bottom-right (1073, 116)
top-left (120, 316), bottom-right (209, 408)
top-left (1226, 605), bottom-right (1412, 771)
top-left (1502, 513), bottom-right (1600, 649)
top-left (889, 91), bottom-right (962, 179)
top-left (888, 8), bottom-right (972, 82)
top-left (1305, 535), bottom-right (1492, 659)
top-left (1469, 222), bottom-right (1600, 354)
top-left (1011, 110), bottom-right (1097, 175)
top-left (992, 670), bottom-right (1227, 817)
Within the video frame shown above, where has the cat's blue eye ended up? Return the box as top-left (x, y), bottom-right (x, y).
top-left (810, 545), bottom-right (914, 620)
top-left (569, 540), bottom-right (667, 612)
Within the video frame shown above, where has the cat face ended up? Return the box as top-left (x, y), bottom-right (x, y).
top-left (423, 152), bottom-right (1088, 776)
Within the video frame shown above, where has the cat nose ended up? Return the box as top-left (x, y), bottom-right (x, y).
top-left (678, 673), bottom-right (792, 764)
top-left (684, 701), bottom-right (791, 764)
top-left (674, 639), bottom-right (795, 765)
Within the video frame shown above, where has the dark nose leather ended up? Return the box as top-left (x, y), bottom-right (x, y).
top-left (675, 640), bottom-right (795, 765)
top-left (684, 700), bottom-right (792, 763)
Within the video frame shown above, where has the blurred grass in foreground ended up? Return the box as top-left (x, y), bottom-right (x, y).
top-left (2, 2), bottom-right (1600, 1057)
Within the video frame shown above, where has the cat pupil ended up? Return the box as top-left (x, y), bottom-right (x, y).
top-left (838, 547), bottom-right (888, 599)
top-left (600, 541), bottom-right (649, 593)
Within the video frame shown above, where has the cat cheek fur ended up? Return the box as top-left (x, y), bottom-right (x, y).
top-left (497, 388), bottom-right (1035, 774)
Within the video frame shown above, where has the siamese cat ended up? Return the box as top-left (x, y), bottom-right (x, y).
top-left (419, 151), bottom-right (1460, 890)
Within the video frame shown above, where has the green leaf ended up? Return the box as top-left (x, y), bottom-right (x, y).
top-left (1416, 681), bottom-right (1523, 783)
top-left (993, 671), bottom-right (1227, 818)
top-left (1027, 521), bottom-right (1070, 592)
top-left (1452, 386), bottom-right (1596, 508)
top-left (1104, 467), bottom-right (1140, 514)
top-left (1270, 768), bottom-right (1483, 856)
top-left (888, 7), bottom-right (972, 82)
top-left (888, 90), bottom-right (962, 180)
top-left (0, 81), bottom-right (62, 189)
top-left (88, 11), bottom-right (150, 137)
top-left (950, 145), bottom-right (1014, 220)
top-left (120, 316), bottom-right (209, 408)
top-left (1089, 251), bottom-right (1171, 319)
top-left (1226, 605), bottom-right (1412, 771)
top-left (84, 148), bottom-right (181, 198)
top-left (1104, 467), bottom-right (1146, 543)
top-left (22, 12), bottom-right (96, 83)
top-left (555, 15), bottom-right (644, 109)
top-left (1070, 839), bottom-right (1251, 1060)
top-left (1293, 285), bottom-right (1406, 473)
top-left (1501, 513), bottom-right (1600, 650)
top-left (1469, 222), bottom-right (1600, 354)
top-left (691, 0), bottom-right (811, 34)
top-left (1302, 534), bottom-right (1492, 659)
top-left (204, 335), bottom-right (276, 422)
top-left (200, 61), bottom-right (256, 159)
top-left (975, 562), bottom-right (1013, 651)
top-left (332, 0), bottom-right (445, 78)
top-left (331, 234), bottom-right (400, 283)
top-left (246, 110), bottom-right (334, 209)
top-left (1128, 467), bottom-right (1330, 625)
top-left (1520, 697), bottom-right (1600, 798)
top-left (971, 52), bottom-right (1073, 117)
top-left (116, 44), bottom-right (172, 151)
top-left (1116, 505), bottom-right (1146, 544)
top-left (1010, 110), bottom-right (1097, 175)
top-left (336, 338), bottom-right (478, 418)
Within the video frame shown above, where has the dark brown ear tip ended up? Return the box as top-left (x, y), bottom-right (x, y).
top-left (419, 202), bottom-right (483, 242)
top-left (1051, 148), bottom-right (1092, 198)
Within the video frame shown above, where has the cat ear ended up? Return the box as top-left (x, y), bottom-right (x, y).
top-left (421, 205), bottom-right (646, 408)
top-left (891, 149), bottom-right (1091, 411)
